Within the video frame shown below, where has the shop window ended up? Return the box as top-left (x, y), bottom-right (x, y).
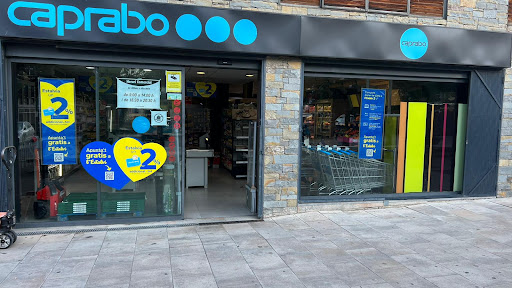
top-left (282, 0), bottom-right (445, 18)
top-left (300, 77), bottom-right (468, 199)
top-left (14, 63), bottom-right (183, 223)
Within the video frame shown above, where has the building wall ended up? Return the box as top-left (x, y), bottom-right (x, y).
top-left (139, 0), bottom-right (512, 214)
top-left (263, 58), bottom-right (302, 217)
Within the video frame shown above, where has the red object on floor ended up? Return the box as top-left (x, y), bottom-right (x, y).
top-left (36, 182), bottom-right (66, 217)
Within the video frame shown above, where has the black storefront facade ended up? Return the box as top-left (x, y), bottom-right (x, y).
top-left (0, 0), bottom-right (510, 225)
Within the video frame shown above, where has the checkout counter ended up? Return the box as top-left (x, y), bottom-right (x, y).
top-left (185, 149), bottom-right (214, 188)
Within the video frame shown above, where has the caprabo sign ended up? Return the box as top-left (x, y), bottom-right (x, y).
top-left (399, 28), bottom-right (429, 60)
top-left (7, 1), bottom-right (257, 44)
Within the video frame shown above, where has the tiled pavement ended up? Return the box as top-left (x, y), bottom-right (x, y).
top-left (3, 198), bottom-right (512, 288)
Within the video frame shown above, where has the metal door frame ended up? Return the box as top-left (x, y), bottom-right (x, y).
top-left (4, 42), bottom-right (264, 227)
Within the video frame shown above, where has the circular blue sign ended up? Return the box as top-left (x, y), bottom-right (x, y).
top-left (176, 14), bottom-right (202, 41)
top-left (400, 28), bottom-right (428, 60)
top-left (234, 19), bottom-right (257, 45)
top-left (132, 116), bottom-right (150, 134)
top-left (205, 16), bottom-right (230, 43)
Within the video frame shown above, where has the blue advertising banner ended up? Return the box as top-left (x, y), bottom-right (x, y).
top-left (359, 89), bottom-right (386, 160)
top-left (39, 78), bottom-right (77, 165)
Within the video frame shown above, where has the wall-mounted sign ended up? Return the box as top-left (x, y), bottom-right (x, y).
top-left (117, 78), bottom-right (161, 109)
top-left (80, 137), bottom-right (167, 189)
top-left (400, 28), bottom-right (429, 60)
top-left (359, 89), bottom-right (385, 160)
top-left (39, 78), bottom-right (77, 165)
top-left (166, 71), bottom-right (182, 93)
top-left (151, 111), bottom-right (168, 126)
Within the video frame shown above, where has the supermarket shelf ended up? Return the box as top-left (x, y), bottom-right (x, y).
top-left (236, 149), bottom-right (249, 152)
top-left (235, 175), bottom-right (247, 178)
top-left (235, 136), bottom-right (249, 139)
top-left (236, 161), bottom-right (248, 164)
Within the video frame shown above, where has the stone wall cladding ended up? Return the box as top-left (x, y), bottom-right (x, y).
top-left (138, 0), bottom-right (512, 207)
top-left (141, 0), bottom-right (508, 32)
top-left (499, 65), bottom-right (512, 198)
top-left (263, 58), bottom-right (302, 218)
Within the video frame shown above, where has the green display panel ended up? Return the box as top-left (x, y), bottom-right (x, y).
top-left (404, 102), bottom-right (427, 193)
top-left (453, 104), bottom-right (468, 192)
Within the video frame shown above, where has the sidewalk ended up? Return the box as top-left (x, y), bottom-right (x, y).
top-left (2, 198), bottom-right (512, 288)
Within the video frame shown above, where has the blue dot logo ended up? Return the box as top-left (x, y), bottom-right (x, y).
top-left (176, 14), bottom-right (202, 41)
top-left (132, 116), bottom-right (150, 134)
top-left (205, 16), bottom-right (230, 43)
top-left (400, 28), bottom-right (428, 60)
top-left (234, 19), bottom-right (257, 45)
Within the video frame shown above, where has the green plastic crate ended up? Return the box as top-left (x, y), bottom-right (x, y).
top-left (58, 193), bottom-right (98, 215)
top-left (101, 192), bottom-right (146, 214)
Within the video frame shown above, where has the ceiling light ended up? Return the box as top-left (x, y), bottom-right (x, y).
top-left (246, 74), bottom-right (254, 77)
top-left (86, 66), bottom-right (95, 70)
top-left (197, 71), bottom-right (206, 75)
top-left (143, 69), bottom-right (152, 72)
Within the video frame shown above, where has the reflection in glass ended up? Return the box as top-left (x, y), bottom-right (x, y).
top-left (300, 77), bottom-right (468, 197)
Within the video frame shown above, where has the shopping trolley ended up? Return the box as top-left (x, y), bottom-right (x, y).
top-left (307, 145), bottom-right (391, 196)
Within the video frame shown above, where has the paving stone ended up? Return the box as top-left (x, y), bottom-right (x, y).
top-left (0, 273), bottom-right (48, 288)
top-left (205, 243), bottom-right (260, 288)
top-left (391, 253), bottom-right (454, 278)
top-left (130, 268), bottom-right (173, 288)
top-left (47, 255), bottom-right (97, 279)
top-left (132, 250), bottom-right (171, 271)
top-left (86, 264), bottom-right (132, 287)
top-left (329, 261), bottom-right (384, 287)
top-left (41, 275), bottom-right (89, 288)
top-left (30, 234), bottom-right (74, 252)
top-left (0, 262), bottom-right (18, 283)
top-left (373, 268), bottom-right (438, 288)
top-left (444, 259), bottom-right (505, 287)
top-left (10, 199), bottom-right (512, 288)
top-left (251, 267), bottom-right (305, 288)
top-left (170, 244), bottom-right (206, 256)
top-left (426, 274), bottom-right (480, 288)
top-left (350, 283), bottom-right (394, 288)
top-left (250, 221), bottom-right (293, 239)
top-left (196, 225), bottom-right (233, 244)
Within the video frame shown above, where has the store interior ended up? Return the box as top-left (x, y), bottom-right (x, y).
top-left (301, 77), bottom-right (468, 197)
top-left (14, 63), bottom-right (258, 223)
top-left (182, 67), bottom-right (259, 219)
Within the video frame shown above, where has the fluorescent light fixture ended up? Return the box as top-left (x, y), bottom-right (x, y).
top-left (197, 71), bottom-right (206, 75)
top-left (86, 66), bottom-right (95, 70)
top-left (245, 74), bottom-right (254, 77)
top-left (143, 69), bottom-right (152, 72)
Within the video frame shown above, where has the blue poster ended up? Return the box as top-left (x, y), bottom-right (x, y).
top-left (359, 89), bottom-right (385, 160)
top-left (40, 78), bottom-right (77, 165)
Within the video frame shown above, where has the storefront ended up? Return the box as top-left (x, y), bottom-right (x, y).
top-left (0, 0), bottom-right (510, 224)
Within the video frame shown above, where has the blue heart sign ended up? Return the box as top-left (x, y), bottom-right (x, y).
top-left (80, 141), bottom-right (131, 190)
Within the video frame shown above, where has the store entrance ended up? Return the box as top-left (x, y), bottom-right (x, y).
top-left (183, 67), bottom-right (259, 219)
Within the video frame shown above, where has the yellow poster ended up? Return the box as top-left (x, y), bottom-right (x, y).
top-left (166, 71), bottom-right (182, 93)
top-left (39, 78), bottom-right (77, 165)
top-left (113, 138), bottom-right (167, 182)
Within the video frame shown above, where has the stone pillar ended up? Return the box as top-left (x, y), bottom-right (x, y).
top-left (263, 57), bottom-right (302, 218)
top-left (498, 65), bottom-right (512, 197)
